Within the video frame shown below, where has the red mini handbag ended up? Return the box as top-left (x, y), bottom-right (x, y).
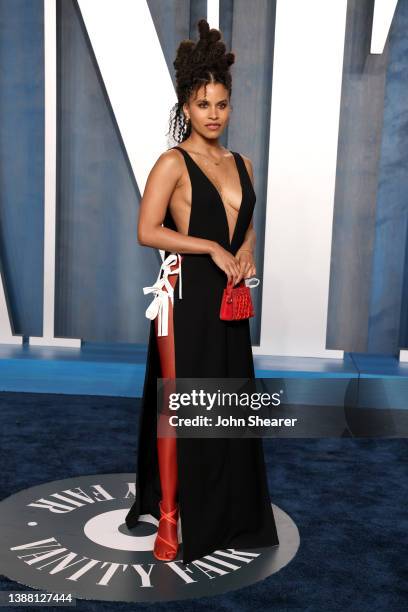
top-left (220, 277), bottom-right (260, 321)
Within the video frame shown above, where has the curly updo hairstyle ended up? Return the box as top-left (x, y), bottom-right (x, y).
top-left (166, 18), bottom-right (235, 145)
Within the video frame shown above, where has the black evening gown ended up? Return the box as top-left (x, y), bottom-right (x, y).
top-left (125, 145), bottom-right (279, 564)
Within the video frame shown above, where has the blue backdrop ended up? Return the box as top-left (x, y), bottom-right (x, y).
top-left (0, 0), bottom-right (407, 352)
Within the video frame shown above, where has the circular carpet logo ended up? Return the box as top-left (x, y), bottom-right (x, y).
top-left (0, 474), bottom-right (299, 602)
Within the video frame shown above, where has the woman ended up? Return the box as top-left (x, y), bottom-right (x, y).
top-left (125, 18), bottom-right (279, 564)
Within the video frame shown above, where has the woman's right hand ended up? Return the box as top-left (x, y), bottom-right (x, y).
top-left (209, 243), bottom-right (241, 285)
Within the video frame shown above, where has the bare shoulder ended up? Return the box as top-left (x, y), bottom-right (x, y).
top-left (148, 148), bottom-right (185, 183)
top-left (155, 147), bottom-right (185, 169)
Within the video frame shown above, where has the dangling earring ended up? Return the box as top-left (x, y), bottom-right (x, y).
top-left (183, 114), bottom-right (190, 137)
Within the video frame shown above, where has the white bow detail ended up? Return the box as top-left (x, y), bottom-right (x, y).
top-left (245, 277), bottom-right (260, 288)
top-left (143, 253), bottom-right (183, 337)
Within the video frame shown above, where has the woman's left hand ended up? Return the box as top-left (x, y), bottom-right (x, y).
top-left (235, 249), bottom-right (256, 284)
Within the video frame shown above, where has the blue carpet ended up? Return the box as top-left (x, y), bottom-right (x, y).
top-left (0, 391), bottom-right (406, 611)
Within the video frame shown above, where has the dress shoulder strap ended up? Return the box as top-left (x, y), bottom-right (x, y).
top-left (171, 145), bottom-right (186, 156)
top-left (170, 145), bottom-right (197, 177)
top-left (231, 150), bottom-right (244, 168)
top-left (231, 151), bottom-right (252, 185)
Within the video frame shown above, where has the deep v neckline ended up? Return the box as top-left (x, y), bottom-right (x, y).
top-left (174, 146), bottom-right (244, 248)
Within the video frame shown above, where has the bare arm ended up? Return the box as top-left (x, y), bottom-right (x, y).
top-left (235, 156), bottom-right (257, 279)
top-left (138, 151), bottom-right (216, 255)
top-left (138, 150), bottom-right (241, 284)
top-left (238, 216), bottom-right (256, 255)
top-left (236, 156), bottom-right (256, 255)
